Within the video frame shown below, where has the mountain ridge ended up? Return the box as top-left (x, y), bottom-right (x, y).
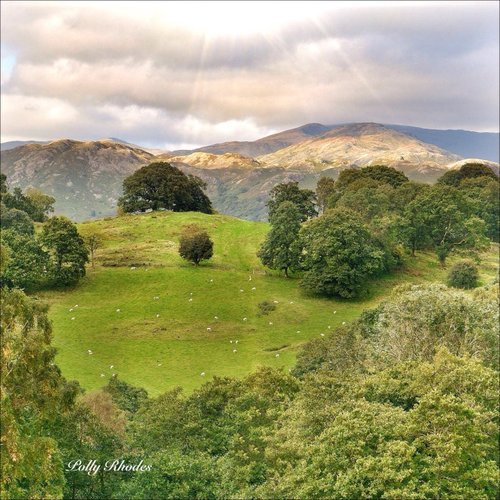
top-left (2, 123), bottom-right (498, 222)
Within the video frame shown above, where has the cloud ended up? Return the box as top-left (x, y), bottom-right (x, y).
top-left (1, 1), bottom-right (498, 147)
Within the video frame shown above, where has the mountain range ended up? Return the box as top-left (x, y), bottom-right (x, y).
top-left (1, 122), bottom-right (498, 221)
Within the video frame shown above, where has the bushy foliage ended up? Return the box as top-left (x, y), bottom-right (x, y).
top-left (460, 176), bottom-right (500, 241)
top-left (104, 376), bottom-right (149, 414)
top-left (0, 229), bottom-right (50, 290)
top-left (296, 283), bottom-right (499, 375)
top-left (0, 175), bottom-right (54, 222)
top-left (299, 208), bottom-right (386, 297)
top-left (1, 289), bottom-right (78, 499)
top-left (0, 178), bottom-right (88, 290)
top-left (437, 162), bottom-right (498, 187)
top-left (361, 164), bottom-right (410, 187)
top-left (0, 207), bottom-right (35, 235)
top-left (267, 181), bottom-right (317, 222)
top-left (315, 176), bottom-right (336, 214)
top-left (334, 165), bottom-right (409, 193)
top-left (258, 201), bottom-right (302, 277)
top-left (118, 162), bottom-right (212, 214)
top-left (403, 184), bottom-right (489, 265)
top-left (179, 229), bottom-right (214, 265)
top-left (447, 260), bottom-right (479, 289)
top-left (40, 216), bottom-right (89, 286)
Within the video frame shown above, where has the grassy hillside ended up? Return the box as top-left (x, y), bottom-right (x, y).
top-left (39, 211), bottom-right (499, 396)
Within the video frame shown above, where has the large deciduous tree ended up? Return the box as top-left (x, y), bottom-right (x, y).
top-left (258, 201), bottom-right (302, 277)
top-left (299, 208), bottom-right (386, 298)
top-left (118, 162), bottom-right (212, 214)
top-left (408, 185), bottom-right (489, 265)
top-left (40, 216), bottom-right (89, 286)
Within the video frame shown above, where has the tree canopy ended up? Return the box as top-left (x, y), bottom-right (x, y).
top-left (178, 228), bottom-right (214, 265)
top-left (258, 201), bottom-right (302, 277)
top-left (300, 208), bottom-right (386, 297)
top-left (437, 162), bottom-right (498, 187)
top-left (118, 162), bottom-right (212, 214)
top-left (40, 216), bottom-right (89, 286)
top-left (267, 181), bottom-right (317, 223)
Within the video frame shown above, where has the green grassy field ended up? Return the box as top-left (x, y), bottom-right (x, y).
top-left (39, 211), bottom-right (499, 396)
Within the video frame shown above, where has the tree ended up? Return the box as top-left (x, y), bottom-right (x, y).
top-left (299, 208), bottom-right (386, 298)
top-left (0, 230), bottom-right (50, 290)
top-left (334, 165), bottom-right (408, 195)
top-left (389, 181), bottom-right (429, 214)
top-left (334, 168), bottom-right (364, 192)
top-left (118, 162), bottom-right (212, 214)
top-left (0, 173), bottom-right (7, 195)
top-left (267, 182), bottom-right (317, 223)
top-left (367, 283), bottom-right (499, 369)
top-left (361, 164), bottom-right (409, 187)
top-left (1, 288), bottom-right (79, 499)
top-left (335, 179), bottom-right (392, 222)
top-left (84, 232), bottom-right (102, 268)
top-left (460, 176), bottom-right (500, 241)
top-left (179, 229), bottom-right (214, 265)
top-left (395, 202), bottom-right (431, 256)
top-left (258, 201), bottom-right (302, 277)
top-left (438, 162), bottom-right (498, 187)
top-left (316, 177), bottom-right (336, 214)
top-left (409, 185), bottom-right (489, 265)
top-left (447, 260), bottom-right (479, 289)
top-left (24, 187), bottom-right (56, 221)
top-left (0, 208), bottom-right (35, 235)
top-left (40, 216), bottom-right (89, 286)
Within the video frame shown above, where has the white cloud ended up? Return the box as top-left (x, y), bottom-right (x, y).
top-left (1, 1), bottom-right (498, 146)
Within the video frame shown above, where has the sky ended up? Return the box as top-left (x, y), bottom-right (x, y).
top-left (1, 1), bottom-right (498, 150)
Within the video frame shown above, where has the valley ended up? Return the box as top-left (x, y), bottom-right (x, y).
top-left (39, 210), bottom-right (499, 395)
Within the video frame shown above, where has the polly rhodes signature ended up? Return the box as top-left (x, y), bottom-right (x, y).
top-left (65, 459), bottom-right (152, 476)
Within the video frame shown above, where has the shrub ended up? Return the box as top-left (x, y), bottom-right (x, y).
top-left (447, 260), bottom-right (479, 289)
top-left (178, 229), bottom-right (213, 265)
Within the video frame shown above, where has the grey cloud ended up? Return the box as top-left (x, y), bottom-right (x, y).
top-left (1, 1), bottom-right (498, 147)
